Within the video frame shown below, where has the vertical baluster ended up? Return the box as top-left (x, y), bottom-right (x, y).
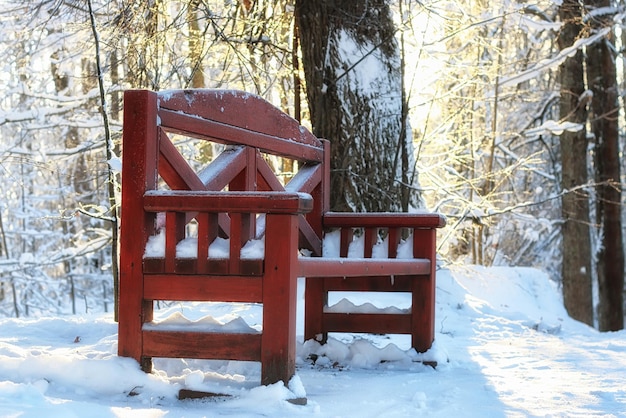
top-left (340, 227), bottom-right (351, 258)
top-left (229, 213), bottom-right (242, 273)
top-left (196, 212), bottom-right (209, 273)
top-left (388, 227), bottom-right (401, 259)
top-left (364, 227), bottom-right (377, 258)
top-left (165, 212), bottom-right (185, 272)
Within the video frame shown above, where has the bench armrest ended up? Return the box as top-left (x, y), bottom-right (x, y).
top-left (144, 190), bottom-right (313, 214)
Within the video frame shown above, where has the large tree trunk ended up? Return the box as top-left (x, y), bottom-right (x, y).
top-left (586, 1), bottom-right (624, 331)
top-left (557, 1), bottom-right (593, 326)
top-left (295, 0), bottom-right (417, 212)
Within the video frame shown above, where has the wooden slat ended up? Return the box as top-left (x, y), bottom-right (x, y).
top-left (320, 275), bottom-right (415, 292)
top-left (298, 215), bottom-right (322, 256)
top-left (197, 146), bottom-right (247, 191)
top-left (144, 190), bottom-right (313, 214)
top-left (256, 153), bottom-right (285, 192)
top-left (388, 227), bottom-right (401, 258)
top-left (364, 227), bottom-right (377, 258)
top-left (157, 89), bottom-right (321, 147)
top-left (323, 313), bottom-right (412, 335)
top-left (298, 257), bottom-right (430, 278)
top-left (158, 130), bottom-right (206, 191)
top-left (324, 212), bottom-right (447, 228)
top-left (142, 330), bottom-right (261, 361)
top-left (143, 274), bottom-right (263, 302)
top-left (159, 109), bottom-right (324, 163)
top-left (119, 89), bottom-right (158, 365)
top-left (339, 228), bottom-right (351, 258)
top-left (143, 258), bottom-right (263, 275)
top-left (285, 163), bottom-right (322, 194)
top-left (261, 213), bottom-right (299, 385)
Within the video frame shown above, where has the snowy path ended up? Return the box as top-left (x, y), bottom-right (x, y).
top-left (0, 266), bottom-right (625, 417)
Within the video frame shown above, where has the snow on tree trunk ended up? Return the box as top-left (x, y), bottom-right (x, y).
top-left (295, 0), bottom-right (418, 212)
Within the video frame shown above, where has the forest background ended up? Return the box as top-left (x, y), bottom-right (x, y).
top-left (0, 0), bottom-right (624, 332)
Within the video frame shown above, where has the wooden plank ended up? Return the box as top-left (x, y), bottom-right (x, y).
top-left (143, 274), bottom-right (263, 302)
top-left (322, 313), bottom-right (412, 335)
top-left (165, 212), bottom-right (185, 272)
top-left (197, 145), bottom-right (247, 190)
top-left (143, 258), bottom-right (263, 275)
top-left (261, 213), bottom-right (298, 385)
top-left (320, 275), bottom-right (415, 292)
top-left (298, 215), bottom-right (322, 256)
top-left (196, 212), bottom-right (211, 273)
top-left (323, 212), bottom-right (447, 228)
top-left (157, 89), bottom-right (321, 147)
top-left (158, 130), bottom-right (206, 191)
top-left (285, 163), bottom-right (322, 194)
top-left (229, 213), bottom-right (242, 274)
top-left (388, 227), bottom-right (401, 258)
top-left (159, 109), bottom-right (324, 163)
top-left (142, 330), bottom-right (261, 361)
top-left (298, 257), bottom-right (430, 278)
top-left (412, 228), bottom-right (437, 352)
top-left (339, 228), bottom-right (351, 258)
top-left (144, 190), bottom-right (313, 214)
top-left (119, 89), bottom-right (158, 364)
top-left (256, 153), bottom-right (285, 192)
top-left (304, 277), bottom-right (326, 342)
top-left (364, 227), bottom-right (377, 258)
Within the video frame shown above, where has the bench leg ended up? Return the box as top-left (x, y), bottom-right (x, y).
top-left (261, 214), bottom-right (298, 385)
top-left (412, 228), bottom-right (437, 352)
top-left (304, 277), bottom-right (327, 343)
top-left (411, 275), bottom-right (435, 352)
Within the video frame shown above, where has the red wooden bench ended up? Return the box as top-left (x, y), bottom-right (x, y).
top-left (118, 89), bottom-right (446, 387)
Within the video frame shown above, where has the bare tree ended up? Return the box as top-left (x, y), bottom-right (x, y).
top-left (557, 0), bottom-right (593, 326)
top-left (585, 1), bottom-right (624, 331)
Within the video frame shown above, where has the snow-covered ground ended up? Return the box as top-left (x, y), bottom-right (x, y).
top-left (1, 265), bottom-right (625, 417)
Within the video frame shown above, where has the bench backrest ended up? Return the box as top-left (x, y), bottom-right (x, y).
top-left (122, 89), bottom-right (330, 257)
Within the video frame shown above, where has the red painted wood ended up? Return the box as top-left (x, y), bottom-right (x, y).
top-left (320, 275), bottom-right (416, 292)
top-left (142, 330), bottom-right (262, 361)
top-left (229, 213), bottom-right (242, 274)
top-left (298, 216), bottom-right (322, 256)
top-left (364, 227), bottom-right (377, 258)
top-left (323, 313), bottom-right (412, 335)
top-left (198, 146), bottom-right (248, 190)
top-left (165, 212), bottom-right (185, 273)
top-left (158, 130), bottom-right (206, 191)
top-left (388, 227), bottom-right (401, 258)
top-left (158, 89), bottom-right (321, 147)
top-left (261, 213), bottom-right (299, 385)
top-left (304, 277), bottom-right (325, 342)
top-left (321, 140), bottom-right (331, 213)
top-left (142, 258), bottom-right (263, 276)
top-left (339, 228), bottom-right (351, 258)
top-left (256, 153), bottom-right (285, 192)
top-left (119, 90), bottom-right (158, 364)
top-left (324, 212), bottom-right (447, 228)
top-left (159, 109), bottom-right (324, 163)
top-left (119, 88), bottom-right (444, 384)
top-left (412, 228), bottom-right (437, 351)
top-left (143, 191), bottom-right (313, 214)
top-left (298, 258), bottom-right (430, 278)
top-left (196, 212), bottom-right (211, 273)
top-left (143, 274), bottom-right (263, 302)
